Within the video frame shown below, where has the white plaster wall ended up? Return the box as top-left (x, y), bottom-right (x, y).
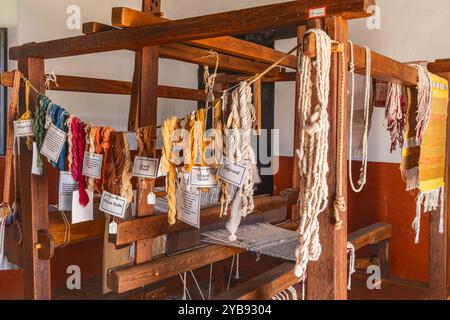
top-left (3, 0), bottom-right (450, 161)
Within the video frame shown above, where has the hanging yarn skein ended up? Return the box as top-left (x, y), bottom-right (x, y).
top-left (410, 63), bottom-right (433, 142)
top-left (385, 82), bottom-right (407, 152)
top-left (18, 80), bottom-right (34, 150)
top-left (348, 42), bottom-right (372, 193)
top-left (136, 126), bottom-right (157, 204)
top-left (225, 82), bottom-right (261, 241)
top-left (161, 116), bottom-right (179, 225)
top-left (71, 118), bottom-right (89, 206)
top-left (294, 29), bottom-right (332, 280)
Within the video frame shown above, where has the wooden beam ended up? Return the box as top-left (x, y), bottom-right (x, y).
top-left (111, 7), bottom-right (298, 69)
top-left (305, 17), bottom-right (348, 301)
top-left (213, 262), bottom-right (298, 300)
top-left (10, 0), bottom-right (374, 60)
top-left (108, 221), bottom-right (299, 293)
top-left (49, 208), bottom-right (105, 247)
top-left (215, 72), bottom-right (296, 84)
top-left (428, 61), bottom-right (450, 74)
top-left (82, 22), bottom-right (115, 35)
top-left (18, 57), bottom-right (51, 300)
top-left (304, 34), bottom-right (418, 86)
top-left (348, 223), bottom-right (392, 251)
top-left (113, 190), bottom-right (299, 246)
top-left (160, 43), bottom-right (281, 76)
top-left (1, 71), bottom-right (209, 101)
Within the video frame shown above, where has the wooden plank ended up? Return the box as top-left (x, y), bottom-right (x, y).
top-left (305, 17), bottom-right (348, 300)
top-left (1, 71), bottom-right (209, 100)
top-left (82, 22), bottom-right (115, 35)
top-left (304, 35), bottom-right (417, 86)
top-left (108, 221), bottom-right (298, 293)
top-left (111, 7), bottom-right (298, 69)
top-left (10, 0), bottom-right (374, 60)
top-left (213, 262), bottom-right (298, 300)
top-left (348, 223), bottom-right (392, 251)
top-left (215, 72), bottom-right (296, 84)
top-left (253, 78), bottom-right (262, 134)
top-left (18, 57), bottom-right (51, 300)
top-left (113, 190), bottom-right (299, 246)
top-left (160, 43), bottom-right (281, 76)
top-left (48, 208), bottom-right (105, 247)
top-left (428, 61), bottom-right (450, 74)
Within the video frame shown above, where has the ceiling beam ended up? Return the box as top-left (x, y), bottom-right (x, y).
top-left (111, 7), bottom-right (298, 69)
top-left (10, 0), bottom-right (374, 60)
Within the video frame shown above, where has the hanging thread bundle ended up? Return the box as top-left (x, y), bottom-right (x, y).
top-left (136, 126), bottom-right (157, 204)
top-left (348, 42), bottom-right (372, 193)
top-left (295, 29), bottom-right (332, 280)
top-left (385, 83), bottom-right (407, 152)
top-left (161, 116), bottom-right (179, 225)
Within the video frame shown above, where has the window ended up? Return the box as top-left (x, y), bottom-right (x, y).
top-left (0, 28), bottom-right (7, 155)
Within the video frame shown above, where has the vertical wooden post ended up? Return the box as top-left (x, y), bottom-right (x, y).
top-left (305, 16), bottom-right (348, 300)
top-left (17, 57), bottom-right (51, 300)
top-left (428, 72), bottom-right (449, 300)
top-left (290, 25), bottom-right (306, 221)
top-left (135, 0), bottom-right (160, 264)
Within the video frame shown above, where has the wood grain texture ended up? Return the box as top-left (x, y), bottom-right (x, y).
top-left (1, 71), bottom-right (209, 100)
top-left (108, 221), bottom-right (298, 293)
top-left (304, 17), bottom-right (348, 300)
top-left (348, 223), bottom-right (392, 251)
top-left (10, 0), bottom-right (374, 60)
top-left (213, 262), bottom-right (298, 300)
top-left (18, 57), bottom-right (51, 300)
top-left (113, 191), bottom-right (299, 246)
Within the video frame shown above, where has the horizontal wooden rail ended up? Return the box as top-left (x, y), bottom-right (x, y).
top-left (112, 189), bottom-right (299, 246)
top-left (303, 33), bottom-right (418, 86)
top-left (428, 59), bottom-right (450, 74)
top-left (215, 72), bottom-right (296, 84)
top-left (110, 7), bottom-right (298, 70)
top-left (213, 262), bottom-right (298, 300)
top-left (10, 0), bottom-right (374, 60)
top-left (49, 206), bottom-right (105, 247)
top-left (348, 223), bottom-right (392, 251)
top-left (108, 220), bottom-right (299, 293)
top-left (1, 71), bottom-right (209, 101)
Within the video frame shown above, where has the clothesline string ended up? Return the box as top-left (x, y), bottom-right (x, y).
top-left (18, 40), bottom-right (341, 130)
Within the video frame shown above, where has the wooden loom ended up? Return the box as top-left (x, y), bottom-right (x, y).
top-left (0, 0), bottom-right (448, 300)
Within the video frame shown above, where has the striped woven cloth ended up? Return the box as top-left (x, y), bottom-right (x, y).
top-left (401, 73), bottom-right (448, 243)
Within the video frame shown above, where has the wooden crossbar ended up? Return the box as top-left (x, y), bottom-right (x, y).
top-left (10, 0), bottom-right (374, 60)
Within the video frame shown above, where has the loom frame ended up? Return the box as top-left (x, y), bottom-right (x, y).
top-left (0, 0), bottom-right (448, 300)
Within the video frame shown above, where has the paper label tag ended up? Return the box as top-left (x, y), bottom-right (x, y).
top-left (40, 123), bottom-right (67, 163)
top-left (308, 7), bottom-right (326, 18)
top-left (157, 158), bottom-right (165, 178)
top-left (189, 166), bottom-right (218, 188)
top-left (82, 152), bottom-right (103, 179)
top-left (132, 157), bottom-right (159, 179)
top-left (58, 171), bottom-right (78, 211)
top-left (14, 119), bottom-right (34, 138)
top-left (71, 190), bottom-right (94, 224)
top-left (109, 220), bottom-right (118, 235)
top-left (99, 191), bottom-right (128, 219)
top-left (176, 189), bottom-right (201, 229)
top-left (31, 142), bottom-right (43, 176)
top-left (218, 163), bottom-right (247, 188)
top-left (147, 192), bottom-right (156, 205)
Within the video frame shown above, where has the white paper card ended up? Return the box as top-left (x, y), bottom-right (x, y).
top-left (31, 142), bottom-right (43, 176)
top-left (99, 191), bottom-right (128, 219)
top-left (109, 220), bottom-right (118, 235)
top-left (58, 171), bottom-right (78, 211)
top-left (176, 189), bottom-right (201, 229)
top-left (71, 190), bottom-right (94, 224)
top-left (132, 157), bottom-right (159, 179)
top-left (218, 163), bottom-right (247, 187)
top-left (40, 123), bottom-right (67, 163)
top-left (147, 192), bottom-right (156, 205)
top-left (189, 166), bottom-right (218, 188)
top-left (14, 119), bottom-right (34, 138)
top-left (82, 152), bottom-right (103, 179)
